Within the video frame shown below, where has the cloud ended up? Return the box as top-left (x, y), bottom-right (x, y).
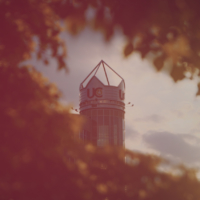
top-left (135, 114), bottom-right (165, 123)
top-left (125, 126), bottom-right (140, 139)
top-left (190, 128), bottom-right (200, 136)
top-left (143, 131), bottom-right (200, 164)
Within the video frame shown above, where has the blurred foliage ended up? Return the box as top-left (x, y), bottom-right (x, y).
top-left (1, 0), bottom-right (200, 199)
top-left (1, 0), bottom-right (200, 93)
top-left (1, 67), bottom-right (200, 199)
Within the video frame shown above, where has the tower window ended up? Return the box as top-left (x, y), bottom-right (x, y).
top-left (98, 109), bottom-right (103, 116)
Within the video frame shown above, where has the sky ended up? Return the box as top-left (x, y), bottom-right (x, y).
top-left (31, 27), bottom-right (200, 171)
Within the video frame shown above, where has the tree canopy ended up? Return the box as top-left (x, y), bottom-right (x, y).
top-left (1, 0), bottom-right (200, 200)
top-left (1, 0), bottom-right (200, 93)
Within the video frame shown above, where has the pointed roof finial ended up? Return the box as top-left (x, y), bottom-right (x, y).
top-left (79, 60), bottom-right (125, 90)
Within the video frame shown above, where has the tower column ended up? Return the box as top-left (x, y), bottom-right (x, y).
top-left (79, 61), bottom-right (125, 147)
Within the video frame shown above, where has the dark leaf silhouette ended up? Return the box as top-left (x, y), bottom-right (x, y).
top-left (154, 54), bottom-right (166, 71)
top-left (170, 65), bottom-right (186, 82)
top-left (124, 43), bottom-right (134, 57)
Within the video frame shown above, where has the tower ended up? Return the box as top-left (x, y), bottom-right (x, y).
top-left (79, 60), bottom-right (125, 147)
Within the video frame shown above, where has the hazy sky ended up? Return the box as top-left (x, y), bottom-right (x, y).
top-left (31, 27), bottom-right (200, 169)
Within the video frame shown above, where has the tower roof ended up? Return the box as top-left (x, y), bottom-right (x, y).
top-left (80, 60), bottom-right (125, 90)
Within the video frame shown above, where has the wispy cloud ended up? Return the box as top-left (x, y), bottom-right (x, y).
top-left (143, 131), bottom-right (200, 164)
top-left (134, 114), bottom-right (165, 123)
top-left (126, 126), bottom-right (140, 139)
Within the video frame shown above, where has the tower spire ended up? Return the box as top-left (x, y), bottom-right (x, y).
top-left (80, 60), bottom-right (125, 89)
